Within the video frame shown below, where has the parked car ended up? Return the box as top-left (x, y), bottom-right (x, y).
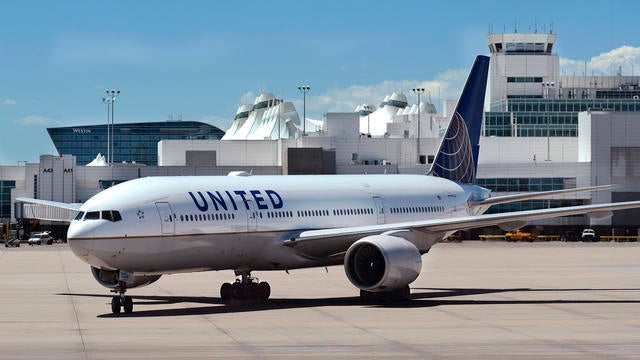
top-left (27, 232), bottom-right (52, 245)
top-left (581, 229), bottom-right (597, 242)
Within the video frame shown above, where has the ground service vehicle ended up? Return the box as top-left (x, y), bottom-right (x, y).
top-left (581, 229), bottom-right (596, 241)
top-left (505, 229), bottom-right (538, 242)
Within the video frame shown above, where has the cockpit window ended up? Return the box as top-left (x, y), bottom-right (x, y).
top-left (85, 211), bottom-right (100, 220)
top-left (100, 210), bottom-right (123, 222)
top-left (102, 211), bottom-right (113, 221)
top-left (74, 211), bottom-right (85, 221)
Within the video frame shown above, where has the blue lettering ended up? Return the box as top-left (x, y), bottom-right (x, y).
top-left (234, 190), bottom-right (250, 210)
top-left (266, 190), bottom-right (283, 209)
top-left (188, 191), bottom-right (208, 212)
top-left (225, 190), bottom-right (238, 210)
top-left (207, 191), bottom-right (228, 211)
top-left (250, 190), bottom-right (268, 210)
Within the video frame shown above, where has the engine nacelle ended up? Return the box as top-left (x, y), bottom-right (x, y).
top-left (91, 266), bottom-right (162, 289)
top-left (344, 235), bottom-right (422, 292)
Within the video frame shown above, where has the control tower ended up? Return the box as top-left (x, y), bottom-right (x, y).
top-left (486, 32), bottom-right (559, 103)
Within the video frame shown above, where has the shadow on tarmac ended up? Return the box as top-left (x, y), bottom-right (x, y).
top-left (58, 287), bottom-right (640, 318)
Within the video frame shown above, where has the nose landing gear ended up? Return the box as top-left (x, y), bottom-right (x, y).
top-left (220, 272), bottom-right (270, 303)
top-left (110, 281), bottom-right (133, 314)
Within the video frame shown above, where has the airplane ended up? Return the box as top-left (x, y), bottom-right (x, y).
top-left (19, 55), bottom-right (640, 314)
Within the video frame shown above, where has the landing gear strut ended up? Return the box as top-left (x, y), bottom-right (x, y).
top-left (110, 281), bottom-right (133, 314)
top-left (220, 272), bottom-right (270, 303)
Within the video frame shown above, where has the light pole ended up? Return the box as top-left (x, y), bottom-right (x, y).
top-left (542, 82), bottom-right (554, 161)
top-left (297, 85), bottom-right (310, 136)
top-left (102, 95), bottom-right (111, 164)
top-left (412, 87), bottom-right (425, 164)
top-left (362, 104), bottom-right (375, 136)
top-left (104, 89), bottom-right (120, 164)
top-left (277, 97), bottom-right (282, 139)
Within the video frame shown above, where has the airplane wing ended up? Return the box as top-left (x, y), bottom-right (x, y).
top-left (282, 200), bottom-right (640, 259)
top-left (468, 185), bottom-right (615, 208)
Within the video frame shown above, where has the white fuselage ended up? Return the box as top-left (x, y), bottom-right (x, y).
top-left (67, 174), bottom-right (488, 275)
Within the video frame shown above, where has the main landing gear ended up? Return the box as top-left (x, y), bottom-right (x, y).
top-left (220, 272), bottom-right (270, 303)
top-left (110, 281), bottom-right (133, 314)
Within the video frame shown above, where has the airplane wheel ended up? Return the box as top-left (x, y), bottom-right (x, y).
top-left (359, 290), bottom-right (376, 303)
top-left (111, 296), bottom-right (122, 314)
top-left (258, 282), bottom-right (271, 300)
top-left (123, 296), bottom-right (133, 313)
top-left (396, 285), bottom-right (411, 301)
top-left (220, 282), bottom-right (232, 301)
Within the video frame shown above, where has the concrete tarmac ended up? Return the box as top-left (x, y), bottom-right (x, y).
top-left (1, 241), bottom-right (640, 359)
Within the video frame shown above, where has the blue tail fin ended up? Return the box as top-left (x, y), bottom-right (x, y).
top-left (429, 55), bottom-right (489, 184)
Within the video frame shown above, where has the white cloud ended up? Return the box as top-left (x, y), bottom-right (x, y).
top-left (561, 45), bottom-right (640, 76)
top-left (239, 91), bottom-right (257, 105)
top-left (2, 98), bottom-right (16, 105)
top-left (16, 115), bottom-right (59, 126)
top-left (305, 67), bottom-right (468, 115)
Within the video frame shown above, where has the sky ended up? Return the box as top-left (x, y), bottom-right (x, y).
top-left (2, 0), bottom-right (640, 165)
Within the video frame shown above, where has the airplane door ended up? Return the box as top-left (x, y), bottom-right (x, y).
top-left (373, 196), bottom-right (385, 224)
top-left (246, 199), bottom-right (257, 231)
top-left (155, 202), bottom-right (175, 235)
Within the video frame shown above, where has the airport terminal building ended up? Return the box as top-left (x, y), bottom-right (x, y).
top-left (47, 121), bottom-right (225, 166)
top-left (2, 31), bottom-right (640, 238)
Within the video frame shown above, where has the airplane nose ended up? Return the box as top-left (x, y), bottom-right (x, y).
top-left (67, 221), bottom-right (94, 258)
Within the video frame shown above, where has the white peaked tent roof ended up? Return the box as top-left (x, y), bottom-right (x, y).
top-left (358, 92), bottom-right (437, 136)
top-left (86, 153), bottom-right (108, 167)
top-left (223, 92), bottom-right (310, 140)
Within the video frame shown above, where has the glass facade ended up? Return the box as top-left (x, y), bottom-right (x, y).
top-left (484, 112), bottom-right (577, 137)
top-left (491, 98), bottom-right (640, 113)
top-left (485, 199), bottom-right (585, 214)
top-left (47, 121), bottom-right (225, 165)
top-left (475, 177), bottom-right (568, 192)
top-left (0, 181), bottom-right (16, 220)
top-left (486, 98), bottom-right (640, 137)
top-left (475, 177), bottom-right (583, 214)
top-left (507, 77), bottom-right (543, 83)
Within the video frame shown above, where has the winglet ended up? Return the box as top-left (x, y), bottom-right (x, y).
top-left (429, 55), bottom-right (489, 184)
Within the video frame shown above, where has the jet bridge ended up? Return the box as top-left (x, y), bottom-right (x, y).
top-left (15, 200), bottom-right (78, 223)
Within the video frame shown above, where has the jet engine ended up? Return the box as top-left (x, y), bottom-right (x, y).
top-left (344, 234), bottom-right (422, 292)
top-left (91, 266), bottom-right (161, 289)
